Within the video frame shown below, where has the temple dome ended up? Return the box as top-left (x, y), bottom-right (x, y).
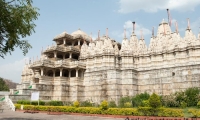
top-left (54, 31), bottom-right (69, 40)
top-left (71, 29), bottom-right (91, 41)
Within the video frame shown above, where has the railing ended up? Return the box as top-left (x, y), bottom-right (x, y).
top-left (5, 96), bottom-right (15, 111)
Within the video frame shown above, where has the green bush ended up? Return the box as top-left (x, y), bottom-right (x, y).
top-left (180, 101), bottom-right (187, 108)
top-left (80, 100), bottom-right (93, 107)
top-left (14, 104), bottom-right (184, 117)
top-left (108, 101), bottom-right (117, 108)
top-left (47, 101), bottom-right (63, 106)
top-left (188, 109), bottom-right (200, 118)
top-left (100, 100), bottom-right (108, 110)
top-left (73, 101), bottom-right (80, 107)
top-left (132, 92), bottom-right (150, 107)
top-left (161, 94), bottom-right (179, 107)
top-left (149, 93), bottom-right (161, 108)
top-left (16, 100), bottom-right (45, 105)
top-left (119, 96), bottom-right (131, 108)
top-left (141, 100), bottom-right (149, 107)
top-left (124, 102), bottom-right (132, 108)
top-left (197, 101), bottom-right (200, 108)
top-left (158, 108), bottom-right (184, 117)
top-left (185, 87), bottom-right (200, 107)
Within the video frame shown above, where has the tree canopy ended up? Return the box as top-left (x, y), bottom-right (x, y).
top-left (0, 77), bottom-right (9, 91)
top-left (0, 0), bottom-right (39, 58)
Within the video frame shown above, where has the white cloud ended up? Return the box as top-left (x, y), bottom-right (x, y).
top-left (0, 57), bottom-right (28, 83)
top-left (118, 0), bottom-right (200, 13)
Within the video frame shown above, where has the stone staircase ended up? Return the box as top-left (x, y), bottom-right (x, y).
top-left (0, 101), bottom-right (11, 110)
top-left (0, 96), bottom-right (15, 111)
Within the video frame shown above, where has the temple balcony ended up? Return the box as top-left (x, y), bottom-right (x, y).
top-left (30, 59), bottom-right (55, 68)
top-left (54, 60), bottom-right (86, 69)
top-left (44, 45), bottom-right (80, 54)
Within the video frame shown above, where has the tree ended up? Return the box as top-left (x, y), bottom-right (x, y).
top-left (0, 77), bottom-right (9, 91)
top-left (149, 93), bottom-right (161, 108)
top-left (0, 0), bottom-right (39, 58)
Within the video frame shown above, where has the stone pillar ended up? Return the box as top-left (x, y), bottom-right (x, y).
top-left (78, 40), bottom-right (80, 46)
top-left (69, 52), bottom-right (72, 58)
top-left (60, 68), bottom-right (63, 77)
top-left (54, 51), bottom-right (57, 58)
top-left (53, 70), bottom-right (55, 77)
top-left (40, 68), bottom-right (44, 76)
top-left (63, 53), bottom-right (66, 59)
top-left (63, 38), bottom-right (66, 45)
top-left (76, 69), bottom-right (79, 77)
top-left (68, 70), bottom-right (71, 77)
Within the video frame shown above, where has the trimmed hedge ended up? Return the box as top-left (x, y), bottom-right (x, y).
top-left (15, 104), bottom-right (184, 117)
top-left (188, 109), bottom-right (200, 118)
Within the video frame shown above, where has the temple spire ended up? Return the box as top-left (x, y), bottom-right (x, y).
top-left (166, 9), bottom-right (171, 26)
top-left (106, 28), bottom-right (108, 38)
top-left (152, 27), bottom-right (154, 37)
top-left (98, 30), bottom-right (100, 40)
top-left (90, 32), bottom-right (92, 43)
top-left (140, 30), bottom-right (143, 40)
top-left (132, 21), bottom-right (136, 33)
top-left (187, 18), bottom-right (190, 29)
top-left (124, 29), bottom-right (126, 38)
top-left (175, 21), bottom-right (179, 34)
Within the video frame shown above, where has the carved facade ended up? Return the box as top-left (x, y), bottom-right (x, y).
top-left (14, 20), bottom-right (200, 103)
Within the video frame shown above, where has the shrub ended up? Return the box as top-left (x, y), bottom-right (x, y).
top-left (100, 100), bottom-right (108, 110)
top-left (161, 94), bottom-right (179, 107)
top-left (185, 87), bottom-right (200, 107)
top-left (138, 107), bottom-right (153, 116)
top-left (132, 92), bottom-right (150, 107)
top-left (47, 101), bottom-right (63, 106)
top-left (108, 101), bottom-right (117, 108)
top-left (158, 108), bottom-right (184, 117)
top-left (141, 100), bottom-right (149, 107)
top-left (80, 100), bottom-right (93, 107)
top-left (188, 109), bottom-right (200, 118)
top-left (180, 101), bottom-right (187, 108)
top-left (119, 96), bottom-right (131, 108)
top-left (197, 101), bottom-right (200, 108)
top-left (149, 93), bottom-right (161, 108)
top-left (73, 101), bottom-right (80, 107)
top-left (124, 102), bottom-right (132, 108)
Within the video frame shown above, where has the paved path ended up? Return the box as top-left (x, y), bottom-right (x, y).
top-left (0, 110), bottom-right (124, 120)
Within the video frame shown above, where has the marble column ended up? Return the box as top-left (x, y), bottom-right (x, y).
top-left (54, 51), bottom-right (57, 58)
top-left (68, 70), bottom-right (71, 77)
top-left (40, 68), bottom-right (44, 76)
top-left (63, 38), bottom-right (66, 45)
top-left (69, 52), bottom-right (72, 58)
top-left (78, 40), bottom-right (80, 46)
top-left (60, 68), bottom-right (63, 77)
top-left (76, 69), bottom-right (79, 77)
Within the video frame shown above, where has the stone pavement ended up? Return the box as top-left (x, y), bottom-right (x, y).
top-left (0, 110), bottom-right (124, 120)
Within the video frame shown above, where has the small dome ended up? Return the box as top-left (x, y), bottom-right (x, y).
top-left (71, 29), bottom-right (91, 41)
top-left (54, 31), bottom-right (68, 40)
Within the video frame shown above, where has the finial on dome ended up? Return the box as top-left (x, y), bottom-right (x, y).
top-left (124, 29), bottom-right (126, 38)
top-left (98, 30), bottom-right (100, 40)
top-left (152, 27), bottom-right (154, 37)
top-left (140, 30), bottom-right (143, 40)
top-left (166, 9), bottom-right (171, 26)
top-left (132, 21), bottom-right (136, 32)
top-left (187, 18), bottom-right (190, 29)
top-left (41, 47), bottom-right (43, 54)
top-left (175, 21), bottom-right (179, 34)
top-left (78, 28), bottom-right (81, 30)
top-left (106, 28), bottom-right (108, 38)
top-left (90, 32), bottom-right (92, 43)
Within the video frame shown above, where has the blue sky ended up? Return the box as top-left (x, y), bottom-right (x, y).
top-left (0, 0), bottom-right (200, 83)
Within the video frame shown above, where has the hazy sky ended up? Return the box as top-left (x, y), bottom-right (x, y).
top-left (1, 0), bottom-right (200, 83)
